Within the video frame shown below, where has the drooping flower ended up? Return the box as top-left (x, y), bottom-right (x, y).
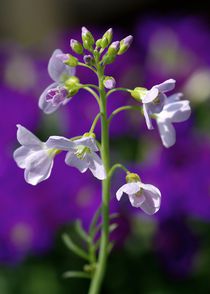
top-left (65, 135), bottom-right (106, 180)
top-left (116, 173), bottom-right (161, 215)
top-left (142, 79), bottom-right (176, 129)
top-left (38, 49), bottom-right (75, 114)
top-left (156, 93), bottom-right (191, 148)
top-left (13, 125), bottom-right (73, 185)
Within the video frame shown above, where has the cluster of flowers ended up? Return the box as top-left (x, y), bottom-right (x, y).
top-left (13, 27), bottom-right (191, 217)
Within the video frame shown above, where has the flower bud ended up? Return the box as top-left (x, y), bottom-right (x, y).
top-left (103, 76), bottom-right (116, 89)
top-left (131, 87), bottom-right (148, 101)
top-left (102, 41), bottom-right (120, 65)
top-left (70, 39), bottom-right (83, 54)
top-left (102, 28), bottom-right (113, 44)
top-left (107, 41), bottom-right (120, 55)
top-left (126, 172), bottom-right (141, 183)
top-left (64, 54), bottom-right (78, 67)
top-left (118, 35), bottom-right (133, 55)
top-left (81, 27), bottom-right (95, 51)
top-left (83, 55), bottom-right (94, 66)
top-left (64, 76), bottom-right (80, 96)
top-left (96, 39), bottom-right (102, 47)
top-left (100, 28), bottom-right (113, 49)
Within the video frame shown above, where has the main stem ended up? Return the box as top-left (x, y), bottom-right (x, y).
top-left (88, 65), bottom-right (110, 294)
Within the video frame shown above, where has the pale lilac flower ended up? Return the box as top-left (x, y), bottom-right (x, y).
top-left (65, 136), bottom-right (106, 180)
top-left (39, 49), bottom-right (75, 114)
top-left (13, 125), bottom-right (73, 185)
top-left (116, 175), bottom-right (161, 215)
top-left (156, 93), bottom-right (191, 148)
top-left (142, 79), bottom-right (176, 129)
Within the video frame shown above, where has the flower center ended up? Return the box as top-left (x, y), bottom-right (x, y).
top-left (153, 96), bottom-right (161, 105)
top-left (47, 148), bottom-right (60, 157)
top-left (46, 86), bottom-right (68, 105)
top-left (75, 145), bottom-right (91, 160)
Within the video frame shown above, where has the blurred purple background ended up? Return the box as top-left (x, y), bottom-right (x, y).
top-left (1, 0), bottom-right (210, 293)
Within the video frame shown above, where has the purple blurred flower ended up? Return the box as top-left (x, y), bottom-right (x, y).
top-left (154, 217), bottom-right (199, 278)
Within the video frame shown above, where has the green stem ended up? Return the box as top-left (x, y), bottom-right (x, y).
top-left (81, 86), bottom-right (100, 105)
top-left (107, 87), bottom-right (131, 98)
top-left (88, 64), bottom-right (110, 294)
top-left (78, 62), bottom-right (97, 75)
top-left (109, 163), bottom-right (129, 178)
top-left (108, 105), bottom-right (142, 122)
top-left (90, 113), bottom-right (101, 133)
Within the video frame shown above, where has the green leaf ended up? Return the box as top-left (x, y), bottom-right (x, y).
top-left (63, 271), bottom-right (91, 279)
top-left (62, 234), bottom-right (89, 261)
top-left (75, 220), bottom-right (91, 243)
top-left (89, 206), bottom-right (101, 238)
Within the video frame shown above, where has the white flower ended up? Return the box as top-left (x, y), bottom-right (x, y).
top-left (156, 93), bottom-right (191, 148)
top-left (38, 49), bottom-right (75, 114)
top-left (142, 79), bottom-right (176, 129)
top-left (116, 173), bottom-right (161, 215)
top-left (65, 136), bottom-right (106, 180)
top-left (13, 125), bottom-right (73, 185)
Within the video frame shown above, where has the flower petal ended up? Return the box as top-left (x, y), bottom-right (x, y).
top-left (157, 120), bottom-right (176, 148)
top-left (16, 124), bottom-right (42, 149)
top-left (24, 150), bottom-right (53, 185)
top-left (167, 93), bottom-right (183, 104)
top-left (142, 87), bottom-right (159, 103)
top-left (65, 151), bottom-right (89, 173)
top-left (46, 136), bottom-right (75, 150)
top-left (143, 104), bottom-right (154, 130)
top-left (138, 183), bottom-right (161, 215)
top-left (166, 101), bottom-right (191, 123)
top-left (38, 82), bottom-right (61, 114)
top-left (128, 193), bottom-right (146, 207)
top-left (48, 49), bottom-right (76, 82)
top-left (74, 137), bottom-right (98, 152)
top-left (13, 146), bottom-right (33, 168)
top-left (87, 152), bottom-right (106, 180)
top-left (116, 182), bottom-right (141, 201)
top-left (155, 79), bottom-right (176, 93)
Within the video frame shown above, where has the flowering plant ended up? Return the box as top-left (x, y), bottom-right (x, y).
top-left (13, 27), bottom-right (191, 293)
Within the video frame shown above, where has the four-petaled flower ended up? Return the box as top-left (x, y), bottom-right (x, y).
top-left (64, 135), bottom-right (106, 180)
top-left (156, 93), bottom-right (191, 148)
top-left (142, 79), bottom-right (176, 129)
top-left (39, 49), bottom-right (75, 114)
top-left (13, 125), bottom-right (74, 185)
top-left (116, 173), bottom-right (161, 215)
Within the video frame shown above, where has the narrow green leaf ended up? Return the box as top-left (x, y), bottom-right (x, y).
top-left (62, 234), bottom-right (89, 261)
top-left (63, 271), bottom-right (91, 279)
top-left (89, 205), bottom-right (101, 237)
top-left (75, 220), bottom-right (91, 243)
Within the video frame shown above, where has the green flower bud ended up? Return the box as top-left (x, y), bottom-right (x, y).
top-left (107, 41), bottom-right (120, 56)
top-left (81, 27), bottom-right (95, 51)
top-left (118, 35), bottom-right (133, 55)
top-left (64, 54), bottom-right (78, 67)
top-left (102, 41), bottom-right (120, 65)
top-left (83, 132), bottom-right (96, 139)
top-left (126, 172), bottom-right (141, 183)
top-left (65, 76), bottom-right (80, 96)
top-left (131, 87), bottom-right (148, 101)
top-left (100, 37), bottom-right (109, 49)
top-left (96, 39), bottom-right (102, 47)
top-left (102, 28), bottom-right (113, 44)
top-left (70, 39), bottom-right (83, 54)
top-left (102, 54), bottom-right (116, 65)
